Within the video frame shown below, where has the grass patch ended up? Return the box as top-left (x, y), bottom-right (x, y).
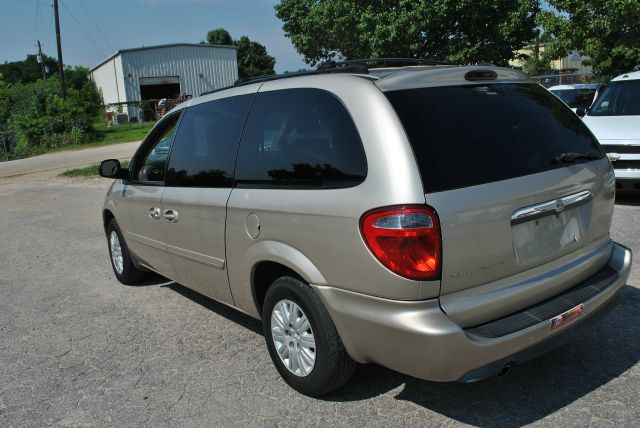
top-left (94, 122), bottom-right (155, 145)
top-left (44, 122), bottom-right (155, 155)
top-left (60, 160), bottom-right (129, 178)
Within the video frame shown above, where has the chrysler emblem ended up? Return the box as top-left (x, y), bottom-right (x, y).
top-left (555, 199), bottom-right (565, 213)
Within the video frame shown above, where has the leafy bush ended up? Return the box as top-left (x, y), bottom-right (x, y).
top-left (0, 75), bottom-right (102, 159)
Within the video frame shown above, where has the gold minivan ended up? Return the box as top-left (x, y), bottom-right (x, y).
top-left (100, 62), bottom-right (632, 396)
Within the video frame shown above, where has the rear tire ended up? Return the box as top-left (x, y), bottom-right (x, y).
top-left (262, 276), bottom-right (356, 396)
top-left (106, 219), bottom-right (148, 285)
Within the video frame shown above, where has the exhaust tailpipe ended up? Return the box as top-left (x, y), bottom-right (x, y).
top-left (496, 365), bottom-right (512, 377)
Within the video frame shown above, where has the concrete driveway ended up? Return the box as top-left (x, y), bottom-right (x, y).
top-left (0, 163), bottom-right (638, 426)
top-left (0, 141), bottom-right (140, 178)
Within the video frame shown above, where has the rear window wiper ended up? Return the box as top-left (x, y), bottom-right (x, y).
top-left (552, 152), bottom-right (602, 164)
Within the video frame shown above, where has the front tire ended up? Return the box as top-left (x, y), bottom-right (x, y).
top-left (262, 276), bottom-right (356, 396)
top-left (106, 219), bottom-right (148, 285)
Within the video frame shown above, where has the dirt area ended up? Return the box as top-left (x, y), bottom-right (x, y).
top-left (0, 167), bottom-right (638, 427)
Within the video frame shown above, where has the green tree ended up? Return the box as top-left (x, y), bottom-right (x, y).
top-left (522, 29), bottom-right (551, 75)
top-left (204, 28), bottom-right (275, 80)
top-left (64, 66), bottom-right (90, 90)
top-left (235, 36), bottom-right (276, 80)
top-left (207, 28), bottom-right (233, 45)
top-left (540, 0), bottom-right (640, 77)
top-left (0, 54), bottom-right (57, 84)
top-left (0, 55), bottom-right (90, 89)
top-left (275, 0), bottom-right (540, 66)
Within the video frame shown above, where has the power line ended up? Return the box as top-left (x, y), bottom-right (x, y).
top-left (59, 0), bottom-right (106, 57)
top-left (35, 0), bottom-right (40, 41)
top-left (45, 2), bottom-right (54, 51)
top-left (11, 0), bottom-right (50, 5)
top-left (78, 0), bottom-right (114, 53)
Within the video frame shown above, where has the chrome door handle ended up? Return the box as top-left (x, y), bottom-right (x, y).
top-left (163, 209), bottom-right (178, 223)
top-left (148, 207), bottom-right (161, 219)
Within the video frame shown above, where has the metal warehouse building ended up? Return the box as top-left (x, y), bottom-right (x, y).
top-left (89, 43), bottom-right (238, 120)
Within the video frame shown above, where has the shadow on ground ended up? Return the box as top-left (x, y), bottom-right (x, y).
top-left (160, 278), bottom-right (639, 427)
top-left (615, 194), bottom-right (640, 206)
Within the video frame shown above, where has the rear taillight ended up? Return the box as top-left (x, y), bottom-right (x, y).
top-left (360, 205), bottom-right (441, 281)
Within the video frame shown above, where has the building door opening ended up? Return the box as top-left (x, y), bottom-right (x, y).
top-left (139, 76), bottom-right (181, 120)
top-left (139, 75), bottom-right (181, 100)
top-left (140, 83), bottom-right (181, 99)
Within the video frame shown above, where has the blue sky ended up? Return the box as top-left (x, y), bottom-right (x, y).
top-left (1, 0), bottom-right (308, 73)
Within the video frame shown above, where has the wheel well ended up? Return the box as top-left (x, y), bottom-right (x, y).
top-left (103, 209), bottom-right (114, 232)
top-left (252, 261), bottom-right (301, 315)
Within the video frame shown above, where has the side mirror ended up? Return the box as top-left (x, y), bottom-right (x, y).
top-left (576, 107), bottom-right (587, 117)
top-left (99, 159), bottom-right (129, 180)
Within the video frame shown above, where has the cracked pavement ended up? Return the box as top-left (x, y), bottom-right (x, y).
top-left (0, 169), bottom-right (638, 427)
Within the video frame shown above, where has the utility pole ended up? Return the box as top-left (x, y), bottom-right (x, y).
top-left (37, 40), bottom-right (47, 82)
top-left (53, 0), bottom-right (66, 98)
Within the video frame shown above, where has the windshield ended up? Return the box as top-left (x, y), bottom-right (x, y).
top-left (550, 88), bottom-right (597, 109)
top-left (589, 80), bottom-right (640, 116)
top-left (385, 83), bottom-right (604, 193)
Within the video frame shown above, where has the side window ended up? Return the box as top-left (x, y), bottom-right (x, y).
top-left (134, 114), bottom-right (180, 183)
top-left (235, 88), bottom-right (367, 188)
top-left (166, 94), bottom-right (253, 187)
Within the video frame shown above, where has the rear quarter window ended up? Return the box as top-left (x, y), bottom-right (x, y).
top-left (234, 88), bottom-right (367, 188)
top-left (385, 83), bottom-right (604, 193)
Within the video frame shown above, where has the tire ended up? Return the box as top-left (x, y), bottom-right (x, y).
top-left (262, 276), bottom-right (356, 396)
top-left (106, 219), bottom-right (148, 285)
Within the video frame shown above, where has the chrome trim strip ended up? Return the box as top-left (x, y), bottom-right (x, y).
top-left (511, 190), bottom-right (592, 225)
top-left (166, 244), bottom-right (225, 269)
top-left (127, 232), bottom-right (165, 250)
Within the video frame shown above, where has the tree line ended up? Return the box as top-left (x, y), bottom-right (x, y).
top-left (275, 0), bottom-right (640, 78)
top-left (2, 1), bottom-right (637, 160)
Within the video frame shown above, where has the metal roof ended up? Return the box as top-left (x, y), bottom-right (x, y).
top-left (89, 43), bottom-right (237, 72)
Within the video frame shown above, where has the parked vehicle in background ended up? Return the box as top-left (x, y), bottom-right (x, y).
top-left (580, 70), bottom-right (640, 193)
top-left (98, 61), bottom-right (631, 396)
top-left (549, 84), bottom-right (601, 113)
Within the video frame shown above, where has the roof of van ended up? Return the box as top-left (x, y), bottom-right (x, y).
top-left (195, 64), bottom-right (530, 101)
top-left (373, 65), bottom-right (530, 92)
top-left (612, 70), bottom-right (640, 82)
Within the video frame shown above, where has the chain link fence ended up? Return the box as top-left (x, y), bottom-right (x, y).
top-left (0, 130), bottom-right (17, 161)
top-left (533, 73), bottom-right (596, 88)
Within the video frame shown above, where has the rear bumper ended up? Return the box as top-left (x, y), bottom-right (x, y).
top-left (312, 241), bottom-right (632, 382)
top-left (615, 177), bottom-right (640, 193)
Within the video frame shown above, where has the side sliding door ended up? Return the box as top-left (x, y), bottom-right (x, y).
top-left (161, 90), bottom-right (256, 304)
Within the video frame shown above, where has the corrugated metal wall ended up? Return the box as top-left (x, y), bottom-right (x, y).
top-left (91, 44), bottom-right (238, 120)
top-left (90, 56), bottom-right (125, 105)
top-left (121, 45), bottom-right (238, 102)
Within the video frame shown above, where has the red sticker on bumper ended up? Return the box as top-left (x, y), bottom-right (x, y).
top-left (549, 303), bottom-right (585, 332)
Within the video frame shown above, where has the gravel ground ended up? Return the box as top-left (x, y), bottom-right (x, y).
top-left (0, 171), bottom-right (638, 427)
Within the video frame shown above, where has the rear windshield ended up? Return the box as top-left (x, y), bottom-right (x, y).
top-left (385, 83), bottom-right (604, 193)
top-left (550, 88), bottom-right (597, 109)
top-left (588, 80), bottom-right (640, 116)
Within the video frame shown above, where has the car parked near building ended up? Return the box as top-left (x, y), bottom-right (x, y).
top-left (548, 83), bottom-right (601, 113)
top-left (99, 61), bottom-right (632, 396)
top-left (579, 70), bottom-right (640, 193)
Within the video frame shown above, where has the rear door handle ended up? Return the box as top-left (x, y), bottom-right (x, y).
top-left (148, 207), bottom-right (161, 219)
top-left (163, 209), bottom-right (178, 223)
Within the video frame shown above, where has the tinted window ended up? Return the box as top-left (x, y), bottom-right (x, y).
top-left (235, 89), bottom-right (366, 188)
top-left (133, 114), bottom-right (180, 183)
top-left (589, 81), bottom-right (640, 116)
top-left (166, 94), bottom-right (253, 187)
top-left (385, 84), bottom-right (604, 193)
top-left (550, 88), bottom-right (597, 109)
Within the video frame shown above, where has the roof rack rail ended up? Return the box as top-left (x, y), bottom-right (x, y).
top-left (331, 58), bottom-right (456, 67)
top-left (200, 57), bottom-right (456, 96)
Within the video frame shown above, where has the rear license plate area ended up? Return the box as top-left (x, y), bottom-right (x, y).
top-left (512, 206), bottom-right (585, 265)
